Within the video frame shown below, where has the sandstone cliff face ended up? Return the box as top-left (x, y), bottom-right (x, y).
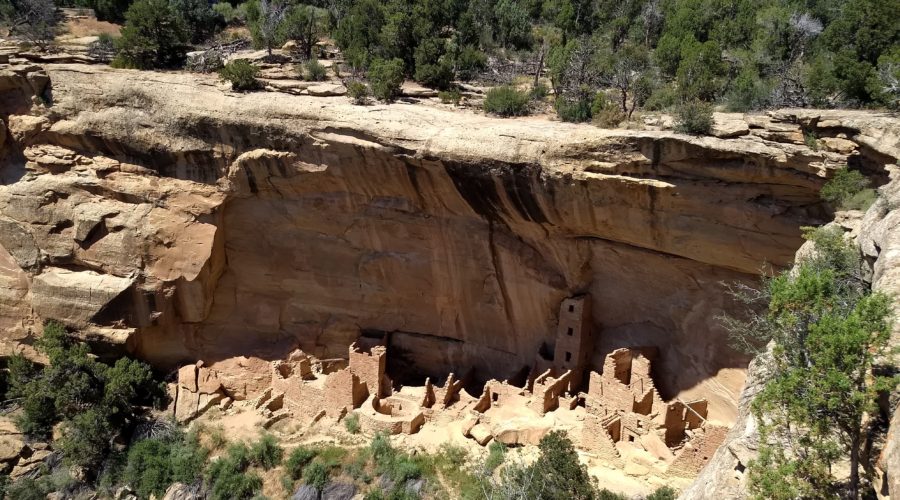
top-left (0, 61), bottom-right (896, 431)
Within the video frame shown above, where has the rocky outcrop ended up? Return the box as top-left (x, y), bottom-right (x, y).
top-left (682, 111), bottom-right (900, 499)
top-left (0, 415), bottom-right (54, 479)
top-left (1, 60), bottom-right (899, 493)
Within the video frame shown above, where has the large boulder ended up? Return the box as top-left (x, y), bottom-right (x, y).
top-left (322, 482), bottom-right (356, 500)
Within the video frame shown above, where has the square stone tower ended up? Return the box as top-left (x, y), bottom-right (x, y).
top-left (553, 294), bottom-right (594, 388)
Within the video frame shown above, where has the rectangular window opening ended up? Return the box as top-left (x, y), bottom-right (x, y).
top-left (567, 327), bottom-right (573, 336)
top-left (565, 352), bottom-right (572, 362)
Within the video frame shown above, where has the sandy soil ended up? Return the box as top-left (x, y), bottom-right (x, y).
top-left (62, 18), bottom-right (121, 38)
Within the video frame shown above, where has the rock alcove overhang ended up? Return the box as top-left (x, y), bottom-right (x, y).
top-left (5, 63), bottom-right (889, 429)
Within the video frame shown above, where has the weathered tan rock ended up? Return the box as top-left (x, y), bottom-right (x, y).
top-left (7, 114), bottom-right (47, 145)
top-left (2, 64), bottom-right (900, 492)
top-left (0, 436), bottom-right (25, 463)
top-left (821, 136), bottom-right (857, 154)
top-left (306, 83), bottom-right (346, 96)
top-left (711, 113), bottom-right (750, 138)
top-left (161, 483), bottom-right (202, 500)
top-left (880, 402), bottom-right (900, 498)
top-left (10, 449), bottom-right (51, 479)
top-left (469, 423), bottom-right (493, 446)
top-left (492, 417), bottom-right (551, 446)
top-left (31, 267), bottom-right (133, 327)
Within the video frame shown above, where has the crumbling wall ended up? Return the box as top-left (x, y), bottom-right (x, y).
top-left (668, 425), bottom-right (729, 477)
top-left (531, 370), bottom-right (572, 414)
top-left (323, 369), bottom-right (367, 417)
top-left (349, 343), bottom-right (388, 398)
top-left (434, 373), bottom-right (465, 408)
top-left (582, 413), bottom-right (623, 466)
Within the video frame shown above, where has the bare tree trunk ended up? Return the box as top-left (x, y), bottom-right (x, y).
top-left (534, 42), bottom-right (546, 89)
top-left (849, 427), bottom-right (860, 499)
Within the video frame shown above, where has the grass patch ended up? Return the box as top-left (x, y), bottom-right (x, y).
top-left (344, 413), bottom-right (360, 434)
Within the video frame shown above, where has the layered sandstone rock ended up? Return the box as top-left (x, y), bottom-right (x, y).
top-left (1, 60), bottom-right (899, 495)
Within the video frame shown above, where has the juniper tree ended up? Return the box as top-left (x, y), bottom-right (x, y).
top-left (722, 227), bottom-right (896, 499)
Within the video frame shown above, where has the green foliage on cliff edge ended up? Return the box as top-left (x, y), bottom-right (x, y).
top-left (7, 321), bottom-right (164, 472)
top-left (723, 226), bottom-right (897, 499)
top-left (324, 0), bottom-right (899, 107)
top-left (820, 168), bottom-right (877, 211)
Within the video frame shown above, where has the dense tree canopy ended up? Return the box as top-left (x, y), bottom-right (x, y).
top-left (15, 0), bottom-right (895, 110)
top-left (6, 322), bottom-right (164, 472)
top-left (323, 0), bottom-right (898, 107)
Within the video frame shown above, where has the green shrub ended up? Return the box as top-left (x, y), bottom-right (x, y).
top-left (347, 81), bottom-right (370, 104)
top-left (8, 322), bottom-right (163, 471)
top-left (485, 441), bottom-right (506, 471)
top-left (5, 470), bottom-right (76, 500)
top-left (112, 0), bottom-right (189, 69)
top-left (644, 85), bottom-right (678, 111)
top-left (674, 100), bottom-right (714, 135)
top-left (344, 413), bottom-right (360, 434)
top-left (302, 461), bottom-right (330, 491)
top-left (212, 2), bottom-right (239, 24)
top-left (414, 61), bottom-right (454, 90)
top-left (368, 58), bottom-right (405, 102)
top-left (122, 432), bottom-right (208, 499)
top-left (804, 131), bottom-right (820, 151)
top-left (438, 88), bottom-right (462, 105)
top-left (6, 478), bottom-right (51, 500)
top-left (593, 106), bottom-right (625, 128)
top-left (249, 434), bottom-right (283, 470)
top-left (370, 433), bottom-right (394, 464)
top-left (534, 431), bottom-right (596, 499)
top-left (285, 447), bottom-right (318, 480)
top-left (647, 486), bottom-right (678, 500)
top-left (555, 96), bottom-right (592, 122)
top-left (725, 68), bottom-right (769, 112)
top-left (205, 443), bottom-right (262, 500)
top-left (484, 86), bottom-right (530, 117)
top-left (208, 425), bottom-right (227, 450)
top-left (454, 46), bottom-right (487, 81)
top-left (303, 59), bottom-right (327, 82)
top-left (820, 168), bottom-right (876, 211)
top-left (219, 60), bottom-right (261, 91)
top-left (169, 0), bottom-right (224, 44)
top-left (530, 81), bottom-right (549, 100)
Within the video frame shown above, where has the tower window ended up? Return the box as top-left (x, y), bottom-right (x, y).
top-left (568, 305), bottom-right (575, 312)
top-left (565, 352), bottom-right (572, 362)
top-left (567, 327), bottom-right (573, 336)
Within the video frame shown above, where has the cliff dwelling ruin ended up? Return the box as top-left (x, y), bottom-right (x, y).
top-left (5, 55), bottom-right (899, 497)
top-left (171, 295), bottom-right (726, 478)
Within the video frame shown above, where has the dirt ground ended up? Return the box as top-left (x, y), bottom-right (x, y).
top-left (62, 17), bottom-right (121, 38)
